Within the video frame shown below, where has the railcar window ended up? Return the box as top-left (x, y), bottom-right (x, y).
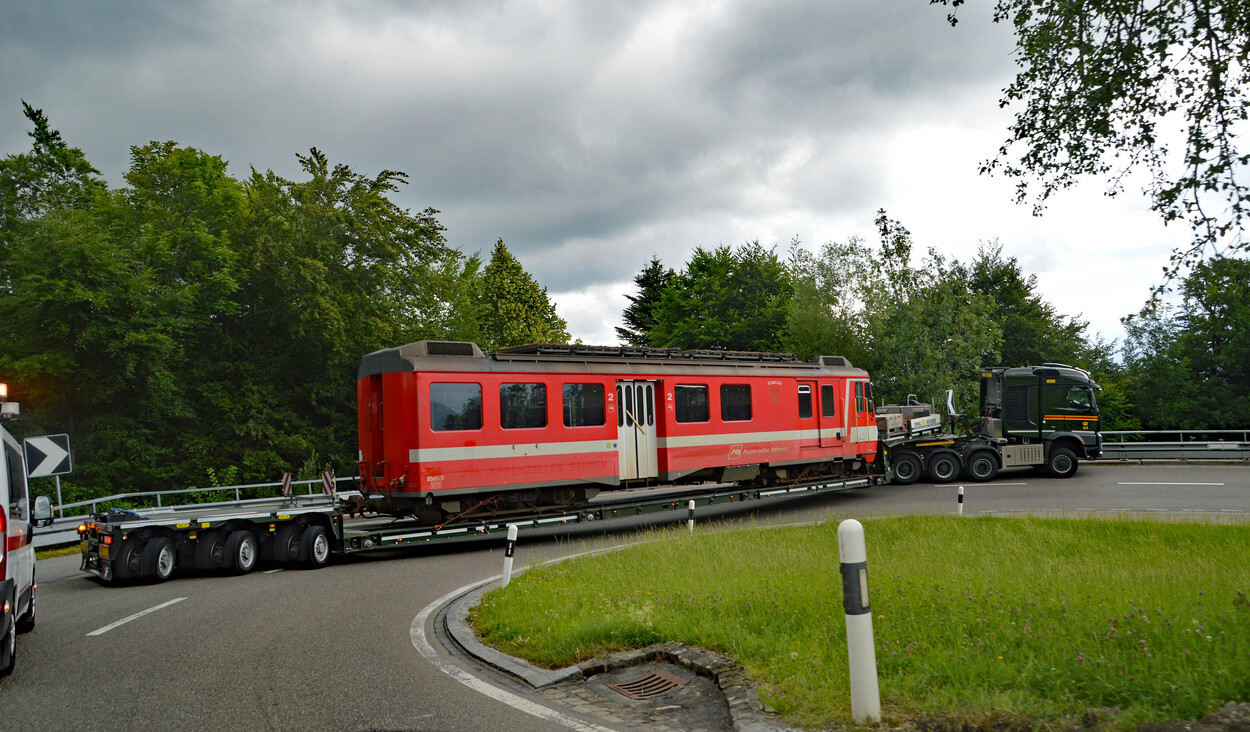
top-left (798, 385), bottom-right (813, 419)
top-left (430, 383), bottom-right (483, 431)
top-left (500, 383), bottom-right (547, 429)
top-left (855, 382), bottom-right (864, 413)
top-left (820, 385), bottom-right (836, 418)
top-left (720, 384), bottom-right (752, 422)
top-left (616, 386), bottom-right (624, 427)
top-left (645, 384), bottom-right (654, 426)
top-left (866, 382), bottom-right (876, 413)
top-left (674, 385), bottom-right (710, 423)
top-left (563, 384), bottom-right (605, 427)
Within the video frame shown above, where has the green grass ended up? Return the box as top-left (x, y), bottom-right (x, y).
top-left (471, 515), bottom-right (1250, 729)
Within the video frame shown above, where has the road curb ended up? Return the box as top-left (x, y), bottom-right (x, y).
top-left (443, 581), bottom-right (792, 731)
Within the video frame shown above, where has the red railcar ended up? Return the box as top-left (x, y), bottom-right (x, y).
top-left (356, 342), bottom-right (879, 521)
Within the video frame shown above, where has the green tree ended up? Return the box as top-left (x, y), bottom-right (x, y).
top-left (476, 239), bottom-right (570, 351)
top-left (1123, 255), bottom-right (1250, 428)
top-left (966, 241), bottom-right (1091, 367)
top-left (650, 242), bottom-right (793, 351)
top-left (935, 1), bottom-right (1250, 275)
top-left (616, 255), bottom-right (674, 346)
top-left (783, 236), bottom-right (872, 364)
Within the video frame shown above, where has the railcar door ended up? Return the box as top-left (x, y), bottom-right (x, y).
top-left (616, 380), bottom-right (658, 480)
top-left (817, 381), bottom-right (845, 448)
top-left (797, 380), bottom-right (819, 449)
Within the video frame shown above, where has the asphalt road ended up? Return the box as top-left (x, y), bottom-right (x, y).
top-left (3, 462), bottom-right (1247, 731)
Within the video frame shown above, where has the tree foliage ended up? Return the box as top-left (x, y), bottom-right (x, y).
top-left (935, 0), bottom-right (1250, 276)
top-left (616, 255), bottom-right (674, 346)
top-left (475, 239), bottom-right (570, 351)
top-left (650, 242), bottom-right (793, 351)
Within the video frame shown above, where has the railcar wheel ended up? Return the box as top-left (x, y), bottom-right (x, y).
top-left (195, 531), bottom-right (227, 571)
top-left (926, 451), bottom-right (961, 484)
top-left (1046, 447), bottom-right (1079, 478)
top-left (298, 526), bottom-right (330, 568)
top-left (892, 452), bottom-right (922, 485)
top-left (16, 583), bottom-right (35, 633)
top-left (963, 451), bottom-right (999, 482)
top-left (225, 531), bottom-right (259, 574)
top-left (140, 537), bottom-right (176, 581)
top-left (271, 524), bottom-right (301, 563)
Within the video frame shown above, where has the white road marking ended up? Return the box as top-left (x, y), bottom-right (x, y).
top-left (1118, 482), bottom-right (1225, 486)
top-left (410, 581), bottom-right (618, 732)
top-left (263, 568), bottom-right (284, 574)
top-left (87, 597), bottom-right (186, 636)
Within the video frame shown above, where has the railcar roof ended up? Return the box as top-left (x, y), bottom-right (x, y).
top-left (358, 341), bottom-right (869, 380)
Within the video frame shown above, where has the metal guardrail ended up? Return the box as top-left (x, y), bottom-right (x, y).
top-left (1100, 430), bottom-right (1250, 461)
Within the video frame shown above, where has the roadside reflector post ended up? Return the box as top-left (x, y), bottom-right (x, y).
top-left (837, 519), bottom-right (881, 723)
top-left (501, 524), bottom-right (518, 588)
top-left (958, 485), bottom-right (964, 516)
top-left (687, 500), bottom-right (695, 534)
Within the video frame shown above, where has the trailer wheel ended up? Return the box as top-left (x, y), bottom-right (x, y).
top-left (225, 531), bottom-right (259, 574)
top-left (16, 583), bottom-right (35, 633)
top-left (140, 537), bottom-right (176, 582)
top-left (1047, 447), bottom-right (1079, 478)
top-left (926, 451), bottom-right (961, 483)
top-left (114, 538), bottom-right (145, 581)
top-left (299, 525), bottom-right (330, 568)
top-left (892, 452), bottom-right (922, 485)
top-left (963, 451), bottom-right (999, 482)
top-left (272, 524), bottom-right (302, 563)
top-left (195, 531), bottom-right (227, 571)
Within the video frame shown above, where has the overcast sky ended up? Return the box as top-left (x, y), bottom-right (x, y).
top-left (1, 1), bottom-right (1186, 349)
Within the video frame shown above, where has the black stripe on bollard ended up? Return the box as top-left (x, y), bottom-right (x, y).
top-left (505, 540), bottom-right (515, 558)
top-left (841, 560), bottom-right (870, 615)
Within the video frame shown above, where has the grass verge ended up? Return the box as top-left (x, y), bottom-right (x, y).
top-left (471, 515), bottom-right (1250, 729)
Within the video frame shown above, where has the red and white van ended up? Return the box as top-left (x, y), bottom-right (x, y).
top-left (2, 389), bottom-right (52, 677)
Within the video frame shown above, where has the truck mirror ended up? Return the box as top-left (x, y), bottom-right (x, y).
top-left (33, 495), bottom-right (53, 526)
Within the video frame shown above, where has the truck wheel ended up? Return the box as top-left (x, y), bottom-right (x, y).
top-left (892, 452), bottom-right (922, 485)
top-left (140, 537), bottom-right (177, 581)
top-left (271, 524), bottom-right (302, 563)
top-left (195, 531), bottom-right (227, 571)
top-left (114, 539), bottom-right (145, 581)
top-left (1047, 447), bottom-right (1079, 478)
top-left (225, 531), bottom-right (259, 574)
top-left (15, 583), bottom-right (35, 633)
top-left (963, 451), bottom-right (999, 482)
top-left (1, 609), bottom-right (15, 677)
top-left (298, 525), bottom-right (330, 568)
top-left (926, 451), bottom-right (960, 483)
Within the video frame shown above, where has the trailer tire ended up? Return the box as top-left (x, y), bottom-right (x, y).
top-left (926, 451), bottom-right (961, 484)
top-left (16, 584), bottom-right (35, 633)
top-left (225, 530), bottom-right (259, 574)
top-left (140, 537), bottom-right (176, 581)
top-left (114, 538), bottom-right (144, 581)
top-left (195, 531), bottom-right (227, 571)
top-left (963, 451), bottom-right (999, 482)
top-left (892, 452), bottom-right (922, 485)
top-left (272, 524), bottom-right (302, 563)
top-left (1047, 447), bottom-right (1079, 478)
top-left (299, 525), bottom-right (330, 568)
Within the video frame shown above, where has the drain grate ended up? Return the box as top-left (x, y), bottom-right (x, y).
top-left (606, 669), bottom-right (688, 700)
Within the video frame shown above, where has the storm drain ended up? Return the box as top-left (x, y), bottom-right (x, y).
top-left (606, 669), bottom-right (689, 700)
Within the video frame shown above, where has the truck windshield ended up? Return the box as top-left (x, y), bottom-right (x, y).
top-left (1067, 387), bottom-right (1094, 410)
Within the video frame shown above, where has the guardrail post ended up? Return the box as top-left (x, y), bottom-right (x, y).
top-left (837, 519), bottom-right (881, 723)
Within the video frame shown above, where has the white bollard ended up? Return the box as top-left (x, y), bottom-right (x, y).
top-left (837, 519), bottom-right (881, 723)
top-left (958, 485), bottom-right (964, 516)
top-left (687, 500), bottom-right (695, 534)
top-left (501, 524), bottom-right (518, 588)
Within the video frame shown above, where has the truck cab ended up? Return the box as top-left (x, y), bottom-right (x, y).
top-left (1, 387), bottom-right (53, 677)
top-left (978, 364), bottom-right (1103, 473)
